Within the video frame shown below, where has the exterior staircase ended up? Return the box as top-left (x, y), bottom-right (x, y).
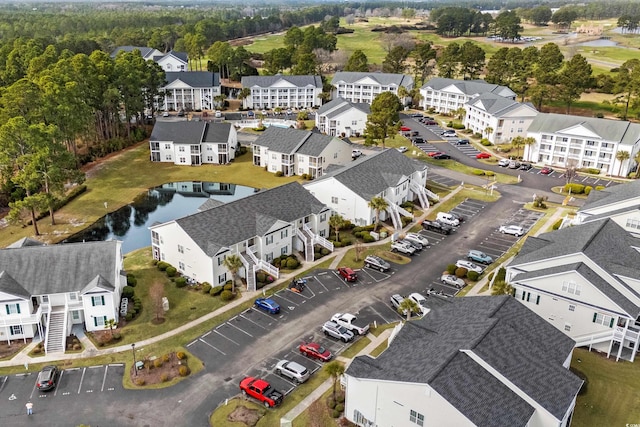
top-left (410, 182), bottom-right (439, 209)
top-left (296, 228), bottom-right (314, 262)
top-left (45, 308), bottom-right (66, 354)
top-left (302, 225), bottom-right (334, 253)
top-left (241, 247), bottom-right (279, 292)
top-left (384, 198), bottom-right (413, 230)
top-left (240, 251), bottom-right (257, 292)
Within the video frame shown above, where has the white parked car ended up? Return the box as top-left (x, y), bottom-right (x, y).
top-left (214, 110), bottom-right (222, 118)
top-left (408, 293), bottom-right (430, 316)
top-left (436, 212), bottom-right (460, 227)
top-left (352, 149), bottom-right (362, 159)
top-left (275, 360), bottom-right (310, 383)
top-left (455, 260), bottom-right (484, 274)
top-left (499, 225), bottom-right (525, 236)
top-left (498, 158), bottom-right (511, 167)
top-left (397, 146), bottom-right (408, 153)
top-left (404, 233), bottom-right (429, 248)
top-left (441, 274), bottom-right (466, 289)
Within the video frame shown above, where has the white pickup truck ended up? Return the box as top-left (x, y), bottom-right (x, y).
top-left (331, 313), bottom-right (370, 336)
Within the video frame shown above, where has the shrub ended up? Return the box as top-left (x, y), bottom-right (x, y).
top-left (362, 233), bottom-right (375, 243)
top-left (220, 290), bottom-right (235, 301)
top-left (446, 120), bottom-right (454, 127)
top-left (446, 264), bottom-right (457, 274)
top-left (480, 138), bottom-right (492, 146)
top-left (160, 373), bottom-right (169, 383)
top-left (256, 272), bottom-right (266, 283)
top-left (595, 185), bottom-right (605, 191)
top-left (135, 378), bottom-right (146, 386)
top-left (552, 219), bottom-right (564, 230)
top-left (321, 248), bottom-right (330, 255)
top-left (157, 261), bottom-right (170, 271)
top-left (154, 358), bottom-right (163, 368)
top-left (332, 410), bottom-right (341, 418)
top-left (32, 347), bottom-right (41, 354)
top-left (335, 404), bottom-right (345, 413)
top-left (341, 239), bottom-right (353, 246)
top-left (210, 286), bottom-right (223, 296)
top-left (202, 283), bottom-right (212, 294)
top-left (467, 271), bottom-right (479, 281)
top-left (177, 351), bottom-right (187, 360)
top-left (125, 313), bottom-right (133, 321)
top-left (121, 286), bottom-right (135, 300)
top-left (223, 283), bottom-right (233, 291)
top-left (472, 169), bottom-right (485, 176)
top-left (454, 267), bottom-right (468, 278)
top-left (333, 241), bottom-right (343, 248)
top-left (474, 132), bottom-right (482, 138)
top-left (275, 171), bottom-right (284, 177)
top-left (166, 266), bottom-right (177, 277)
top-left (113, 332), bottom-right (122, 340)
top-left (564, 183), bottom-right (585, 194)
top-left (584, 186), bottom-right (593, 196)
top-left (163, 353), bottom-right (171, 362)
top-left (327, 399), bottom-right (337, 409)
top-left (452, 123), bottom-right (465, 129)
top-left (126, 274), bottom-right (137, 287)
top-left (495, 267), bottom-right (507, 282)
top-left (175, 277), bottom-right (187, 288)
top-left (286, 258), bottom-right (299, 268)
top-left (179, 366), bottom-right (190, 376)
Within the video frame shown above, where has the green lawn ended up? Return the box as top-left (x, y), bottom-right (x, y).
top-left (369, 339), bottom-right (388, 357)
top-left (571, 348), bottom-right (640, 427)
top-left (339, 336), bottom-right (371, 359)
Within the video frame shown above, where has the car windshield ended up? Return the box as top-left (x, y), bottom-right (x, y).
top-left (317, 347), bottom-right (326, 354)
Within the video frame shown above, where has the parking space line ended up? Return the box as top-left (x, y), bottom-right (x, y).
top-left (77, 367), bottom-right (86, 394)
top-left (214, 328), bottom-right (241, 345)
top-left (199, 338), bottom-right (226, 355)
top-left (202, 331), bottom-right (212, 339)
top-left (227, 321), bottom-right (254, 337)
top-left (0, 376), bottom-right (7, 394)
top-left (368, 305), bottom-right (391, 324)
top-left (101, 365), bottom-right (108, 392)
top-left (273, 291), bottom-right (300, 306)
top-left (313, 276), bottom-right (330, 292)
top-left (54, 371), bottom-right (64, 396)
top-left (239, 313), bottom-right (269, 330)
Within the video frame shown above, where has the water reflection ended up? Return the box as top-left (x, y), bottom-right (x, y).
top-left (64, 182), bottom-right (256, 253)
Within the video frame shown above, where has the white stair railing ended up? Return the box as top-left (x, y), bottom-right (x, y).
top-left (384, 204), bottom-right (401, 230)
top-left (43, 304), bottom-right (51, 354)
top-left (248, 245), bottom-right (279, 279)
top-left (303, 224), bottom-right (334, 252)
top-left (296, 228), bottom-right (314, 262)
top-left (410, 182), bottom-right (429, 208)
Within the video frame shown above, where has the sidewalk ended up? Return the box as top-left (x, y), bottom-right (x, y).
top-left (280, 327), bottom-right (394, 425)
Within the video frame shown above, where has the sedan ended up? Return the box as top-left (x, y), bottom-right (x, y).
top-left (400, 126), bottom-right (411, 132)
top-left (405, 232), bottom-right (429, 247)
top-left (427, 151), bottom-right (444, 157)
top-left (540, 166), bottom-right (554, 175)
top-left (498, 158), bottom-right (511, 167)
top-left (433, 153), bottom-right (451, 160)
top-left (476, 152), bottom-right (492, 159)
top-left (519, 163), bottom-right (532, 171)
top-left (499, 225), bottom-right (525, 236)
top-left (254, 298), bottom-right (280, 314)
top-left (441, 274), bottom-right (466, 289)
top-left (455, 259), bottom-right (484, 274)
top-left (397, 146), bottom-right (408, 153)
top-left (299, 342), bottom-right (333, 362)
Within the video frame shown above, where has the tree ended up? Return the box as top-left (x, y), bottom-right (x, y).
top-left (459, 41), bottom-right (485, 79)
top-left (493, 11), bottom-right (523, 42)
top-left (551, 7), bottom-right (578, 30)
top-left (616, 150), bottom-right (630, 177)
top-left (437, 42), bottom-right (460, 78)
top-left (237, 87), bottom-right (251, 109)
top-left (397, 85), bottom-right (410, 107)
top-left (511, 136), bottom-right (525, 159)
top-left (344, 50), bottom-right (369, 72)
top-left (565, 159), bottom-right (578, 185)
top-left (485, 47), bottom-right (509, 84)
top-left (522, 137), bottom-right (536, 162)
top-left (104, 318), bottom-right (117, 340)
top-left (398, 298), bottom-right (419, 320)
top-left (328, 214), bottom-right (347, 242)
top-left (612, 59), bottom-right (640, 120)
top-left (368, 196), bottom-right (389, 232)
top-left (557, 54), bottom-right (592, 113)
top-left (222, 254), bottom-right (244, 293)
top-left (382, 45), bottom-right (409, 74)
top-left (491, 280), bottom-right (514, 296)
top-left (365, 92), bottom-right (402, 148)
top-left (484, 126), bottom-right (494, 139)
top-left (292, 53), bottom-right (318, 75)
top-left (634, 150), bottom-right (640, 178)
top-left (325, 361), bottom-right (345, 403)
top-left (530, 6), bottom-right (553, 26)
top-left (150, 281), bottom-right (165, 323)
top-left (411, 42), bottom-right (436, 85)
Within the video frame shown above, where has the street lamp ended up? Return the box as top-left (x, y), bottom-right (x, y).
top-left (131, 343), bottom-right (137, 377)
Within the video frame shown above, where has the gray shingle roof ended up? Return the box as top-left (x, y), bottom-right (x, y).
top-left (466, 93), bottom-right (536, 116)
top-left (241, 75), bottom-right (322, 88)
top-left (0, 241), bottom-right (120, 296)
top-left (421, 78), bottom-right (516, 98)
top-left (174, 182), bottom-right (326, 256)
top-left (580, 180), bottom-right (640, 211)
top-left (81, 274), bottom-right (116, 295)
top-left (164, 71), bottom-right (220, 88)
top-left (6, 237), bottom-right (44, 248)
top-left (346, 296), bottom-right (581, 423)
top-left (527, 113), bottom-right (640, 146)
top-left (150, 122), bottom-right (231, 144)
top-left (153, 50), bottom-right (188, 63)
top-left (111, 46), bottom-right (156, 59)
top-left (332, 71), bottom-right (413, 87)
top-left (309, 149), bottom-right (427, 200)
top-left (316, 97), bottom-right (370, 117)
top-left (0, 271), bottom-right (31, 299)
top-left (253, 127), bottom-right (347, 156)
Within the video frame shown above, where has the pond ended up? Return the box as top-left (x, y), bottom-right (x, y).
top-left (64, 182), bottom-right (257, 253)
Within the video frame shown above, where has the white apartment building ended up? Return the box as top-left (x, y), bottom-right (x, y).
top-left (240, 75), bottom-right (323, 110)
top-left (161, 72), bottom-right (221, 112)
top-left (331, 72), bottom-right (414, 105)
top-left (315, 97), bottom-right (370, 137)
top-left (464, 93), bottom-right (538, 144)
top-left (420, 78), bottom-right (516, 114)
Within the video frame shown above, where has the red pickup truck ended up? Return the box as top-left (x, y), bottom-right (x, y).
top-left (240, 377), bottom-right (284, 408)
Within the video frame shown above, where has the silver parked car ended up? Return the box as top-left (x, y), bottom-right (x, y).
top-left (404, 232), bottom-right (429, 248)
top-left (322, 321), bottom-right (355, 343)
top-left (499, 225), bottom-right (525, 236)
top-left (455, 259), bottom-right (484, 274)
top-left (275, 360), bottom-right (310, 383)
top-left (441, 274), bottom-right (466, 289)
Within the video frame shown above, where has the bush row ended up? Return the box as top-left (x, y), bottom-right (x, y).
top-left (564, 183), bottom-right (594, 195)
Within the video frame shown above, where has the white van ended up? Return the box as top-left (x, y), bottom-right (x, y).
top-left (436, 212), bottom-right (460, 227)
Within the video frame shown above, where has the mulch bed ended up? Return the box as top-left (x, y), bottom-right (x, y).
top-left (0, 339), bottom-right (30, 359)
top-left (129, 351), bottom-right (188, 386)
top-left (228, 405), bottom-right (265, 427)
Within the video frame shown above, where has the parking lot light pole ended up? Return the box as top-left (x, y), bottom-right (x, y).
top-left (132, 343), bottom-right (137, 376)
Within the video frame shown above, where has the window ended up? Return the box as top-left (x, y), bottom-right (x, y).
top-left (10, 325), bottom-right (23, 335)
top-left (218, 273), bottom-right (227, 284)
top-left (41, 295), bottom-right (49, 303)
top-left (179, 146), bottom-right (185, 152)
top-left (178, 261), bottom-right (185, 271)
top-left (320, 213), bottom-right (326, 222)
top-left (564, 323), bottom-right (572, 332)
top-left (593, 313), bottom-right (615, 327)
top-left (281, 229), bottom-right (288, 239)
top-left (164, 144), bottom-right (171, 149)
top-left (331, 196), bottom-right (338, 204)
top-left (5, 304), bottom-right (20, 314)
top-left (91, 296), bottom-right (105, 306)
top-left (218, 257), bottom-right (224, 266)
top-left (178, 245), bottom-right (184, 254)
top-left (94, 316), bottom-right (106, 327)
top-left (410, 409), bottom-right (425, 426)
top-left (562, 281), bottom-right (581, 296)
top-left (71, 311), bottom-right (80, 321)
top-left (568, 304), bottom-right (576, 312)
top-left (281, 246), bottom-right (288, 255)
top-left (626, 218), bottom-right (640, 230)
top-left (266, 235), bottom-right (273, 245)
top-left (69, 292), bottom-right (77, 301)
top-left (352, 120), bottom-right (357, 126)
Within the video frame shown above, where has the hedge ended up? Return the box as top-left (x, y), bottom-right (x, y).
top-left (220, 290), bottom-right (235, 301)
top-left (126, 274), bottom-right (137, 287)
top-left (584, 186), bottom-right (593, 196)
top-left (552, 219), bottom-right (564, 230)
top-left (175, 277), bottom-right (187, 288)
top-left (122, 286), bottom-right (135, 298)
top-left (446, 264), bottom-right (457, 274)
top-left (157, 262), bottom-right (170, 271)
top-left (480, 138), bottom-right (492, 146)
top-left (455, 267), bottom-right (468, 278)
top-left (564, 183), bottom-right (585, 194)
top-left (466, 271), bottom-right (479, 281)
top-left (166, 266), bottom-right (177, 277)
top-left (202, 283), bottom-right (212, 294)
top-left (210, 286), bottom-right (223, 296)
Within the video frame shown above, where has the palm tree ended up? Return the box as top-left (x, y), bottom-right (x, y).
top-left (325, 361), bottom-right (345, 402)
top-left (104, 318), bottom-right (117, 340)
top-left (222, 254), bottom-right (244, 293)
top-left (237, 88), bottom-right (251, 109)
top-left (522, 136), bottom-right (536, 161)
top-left (511, 136), bottom-right (525, 159)
top-left (454, 107), bottom-right (466, 121)
top-left (616, 150), bottom-right (630, 177)
top-left (397, 85), bottom-right (410, 106)
top-left (368, 196), bottom-right (389, 232)
top-left (329, 214), bottom-right (346, 242)
top-left (484, 126), bottom-right (494, 140)
top-left (398, 298), bottom-right (419, 320)
top-left (214, 94), bottom-right (227, 110)
top-left (634, 150), bottom-right (640, 178)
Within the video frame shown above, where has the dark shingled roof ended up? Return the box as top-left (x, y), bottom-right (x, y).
top-left (111, 46), bottom-right (157, 59)
top-left (241, 75), bottom-right (322, 88)
top-left (253, 127), bottom-right (348, 157)
top-left (346, 296), bottom-right (582, 424)
top-left (580, 180), bottom-right (640, 211)
top-left (316, 97), bottom-right (370, 117)
top-left (6, 237), bottom-right (44, 248)
top-left (164, 71), bottom-right (220, 88)
top-left (0, 241), bottom-right (120, 296)
top-left (150, 122), bottom-right (231, 144)
top-left (153, 50), bottom-right (188, 63)
top-left (0, 271), bottom-right (31, 299)
top-left (309, 149), bottom-right (427, 200)
top-left (421, 78), bottom-right (516, 98)
top-left (174, 182), bottom-right (326, 256)
top-left (332, 71), bottom-right (414, 87)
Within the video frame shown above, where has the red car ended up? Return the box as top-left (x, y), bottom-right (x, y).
top-left (476, 152), bottom-right (492, 159)
top-left (337, 267), bottom-right (357, 282)
top-left (400, 126), bottom-right (411, 132)
top-left (540, 166), bottom-right (554, 175)
top-left (428, 151), bottom-right (444, 157)
top-left (299, 342), bottom-right (333, 362)
top-left (239, 377), bottom-right (284, 408)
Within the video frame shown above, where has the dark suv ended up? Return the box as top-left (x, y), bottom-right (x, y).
top-left (36, 365), bottom-right (59, 391)
top-left (337, 267), bottom-right (357, 282)
top-left (422, 219), bottom-right (453, 235)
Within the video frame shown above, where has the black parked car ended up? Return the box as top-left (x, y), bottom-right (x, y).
top-left (421, 220), bottom-right (453, 235)
top-left (37, 365), bottom-right (59, 391)
top-left (433, 153), bottom-right (451, 160)
top-left (519, 163), bottom-right (532, 171)
top-left (412, 137), bottom-right (424, 144)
